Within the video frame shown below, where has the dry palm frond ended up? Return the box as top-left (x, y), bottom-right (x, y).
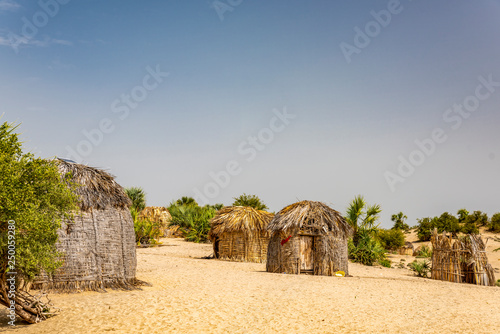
top-left (56, 159), bottom-right (131, 211)
top-left (208, 206), bottom-right (274, 241)
top-left (267, 200), bottom-right (352, 239)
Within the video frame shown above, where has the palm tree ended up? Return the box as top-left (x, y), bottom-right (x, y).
top-left (345, 195), bottom-right (381, 246)
top-left (391, 212), bottom-right (409, 231)
top-left (176, 196), bottom-right (198, 207)
top-left (125, 187), bottom-right (146, 213)
top-left (232, 193), bottom-right (268, 211)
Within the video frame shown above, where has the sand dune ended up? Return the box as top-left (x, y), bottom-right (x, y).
top-left (1, 237), bottom-right (499, 333)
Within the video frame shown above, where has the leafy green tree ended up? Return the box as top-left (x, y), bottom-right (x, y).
top-left (125, 187), bottom-right (146, 213)
top-left (0, 122), bottom-right (78, 323)
top-left (416, 217), bottom-right (436, 241)
top-left (377, 228), bottom-right (406, 251)
top-left (490, 213), bottom-right (500, 232)
top-left (232, 193), bottom-right (268, 211)
top-left (436, 212), bottom-right (460, 236)
top-left (391, 212), bottom-right (410, 232)
top-left (459, 210), bottom-right (485, 235)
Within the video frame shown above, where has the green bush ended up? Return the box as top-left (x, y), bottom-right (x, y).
top-left (348, 230), bottom-right (386, 266)
top-left (134, 219), bottom-right (162, 245)
top-left (380, 259), bottom-right (391, 268)
top-left (377, 228), bottom-right (406, 251)
top-left (490, 213), bottom-right (500, 232)
top-left (408, 260), bottom-right (431, 277)
top-left (168, 201), bottom-right (219, 243)
top-left (414, 245), bottom-right (432, 258)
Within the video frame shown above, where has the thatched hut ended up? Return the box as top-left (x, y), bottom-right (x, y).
top-left (208, 206), bottom-right (274, 263)
top-left (32, 159), bottom-right (137, 291)
top-left (266, 201), bottom-right (353, 276)
top-left (398, 241), bottom-right (414, 256)
top-left (430, 229), bottom-right (495, 286)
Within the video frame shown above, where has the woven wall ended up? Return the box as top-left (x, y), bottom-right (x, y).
top-left (216, 231), bottom-right (269, 263)
top-left (32, 207), bottom-right (137, 291)
top-left (266, 232), bottom-right (349, 276)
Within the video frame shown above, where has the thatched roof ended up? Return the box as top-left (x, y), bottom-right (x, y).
top-left (56, 159), bottom-right (131, 211)
top-left (208, 206), bottom-right (274, 240)
top-left (267, 201), bottom-right (352, 239)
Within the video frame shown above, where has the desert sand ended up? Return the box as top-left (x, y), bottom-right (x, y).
top-left (1, 234), bottom-right (499, 334)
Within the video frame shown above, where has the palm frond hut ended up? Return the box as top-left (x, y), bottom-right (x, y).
top-left (267, 201), bottom-right (353, 276)
top-left (32, 159), bottom-right (137, 292)
top-left (208, 206), bottom-right (274, 263)
top-left (431, 229), bottom-right (495, 286)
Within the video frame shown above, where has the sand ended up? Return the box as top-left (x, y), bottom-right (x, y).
top-left (1, 235), bottom-right (499, 334)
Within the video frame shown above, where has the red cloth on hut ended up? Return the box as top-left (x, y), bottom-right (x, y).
top-left (280, 235), bottom-right (292, 246)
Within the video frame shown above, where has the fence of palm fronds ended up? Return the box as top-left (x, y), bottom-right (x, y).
top-left (430, 228), bottom-right (495, 286)
top-left (208, 206), bottom-right (274, 263)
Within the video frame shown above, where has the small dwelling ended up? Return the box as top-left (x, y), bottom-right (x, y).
top-left (431, 229), bottom-right (495, 286)
top-left (266, 201), bottom-right (353, 276)
top-left (32, 159), bottom-right (137, 291)
top-left (208, 206), bottom-right (274, 263)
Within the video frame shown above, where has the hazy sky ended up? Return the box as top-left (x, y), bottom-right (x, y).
top-left (1, 0), bottom-right (500, 227)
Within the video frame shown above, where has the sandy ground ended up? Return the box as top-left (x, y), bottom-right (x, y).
top-left (1, 235), bottom-right (499, 334)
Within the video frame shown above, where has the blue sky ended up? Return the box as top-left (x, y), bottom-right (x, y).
top-left (1, 0), bottom-right (500, 227)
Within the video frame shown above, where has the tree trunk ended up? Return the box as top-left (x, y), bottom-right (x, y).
top-left (0, 273), bottom-right (56, 324)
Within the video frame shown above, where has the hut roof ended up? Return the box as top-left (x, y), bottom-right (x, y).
top-left (267, 200), bottom-right (352, 239)
top-left (56, 159), bottom-right (131, 211)
top-left (208, 206), bottom-right (274, 240)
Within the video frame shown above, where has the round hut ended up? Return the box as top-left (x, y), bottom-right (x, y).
top-left (266, 201), bottom-right (353, 276)
top-left (32, 159), bottom-right (137, 291)
top-left (208, 206), bottom-right (274, 263)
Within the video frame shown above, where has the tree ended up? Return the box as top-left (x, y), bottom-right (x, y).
top-left (175, 196), bottom-right (198, 207)
top-left (377, 228), bottom-right (406, 251)
top-left (232, 193), bottom-right (268, 211)
top-left (0, 122), bottom-right (78, 323)
top-left (345, 195), bottom-right (381, 246)
top-left (490, 213), bottom-right (500, 232)
top-left (345, 195), bottom-right (386, 266)
top-left (459, 210), bottom-right (485, 235)
top-left (416, 217), bottom-right (436, 241)
top-left (391, 212), bottom-right (409, 232)
top-left (124, 187), bottom-right (146, 214)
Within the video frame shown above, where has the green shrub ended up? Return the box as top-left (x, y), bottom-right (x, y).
top-left (490, 213), bottom-right (500, 232)
top-left (377, 228), bottom-right (406, 251)
top-left (348, 230), bottom-right (386, 266)
top-left (496, 279), bottom-right (500, 287)
top-left (414, 245), bottom-right (432, 258)
top-left (134, 219), bottom-right (162, 245)
top-left (408, 260), bottom-right (431, 277)
top-left (168, 202), bottom-right (218, 243)
top-left (380, 259), bottom-right (391, 268)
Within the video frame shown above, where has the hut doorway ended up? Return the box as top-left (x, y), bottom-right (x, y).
top-left (214, 238), bottom-right (220, 258)
top-left (299, 236), bottom-right (314, 273)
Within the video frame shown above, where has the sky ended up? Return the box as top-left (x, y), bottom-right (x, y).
top-left (1, 0), bottom-right (500, 228)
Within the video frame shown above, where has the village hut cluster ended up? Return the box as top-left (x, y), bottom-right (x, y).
top-left (29, 158), bottom-right (497, 292)
top-left (32, 159), bottom-right (137, 292)
top-left (209, 201), bottom-right (353, 277)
